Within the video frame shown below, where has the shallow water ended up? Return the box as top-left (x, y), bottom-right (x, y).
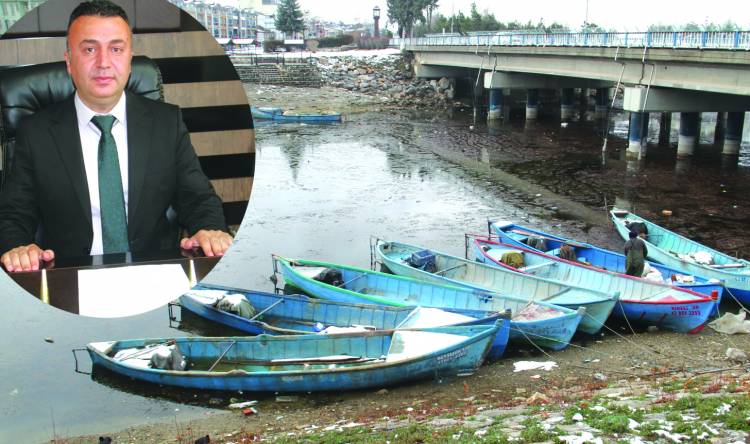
top-left (1, 108), bottom-right (748, 441)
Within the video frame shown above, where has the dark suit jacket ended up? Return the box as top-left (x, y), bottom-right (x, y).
top-left (0, 92), bottom-right (227, 258)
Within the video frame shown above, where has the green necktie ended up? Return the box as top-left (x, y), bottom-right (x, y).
top-left (91, 115), bottom-right (129, 254)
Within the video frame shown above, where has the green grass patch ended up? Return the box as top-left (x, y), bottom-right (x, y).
top-left (271, 422), bottom-right (512, 444)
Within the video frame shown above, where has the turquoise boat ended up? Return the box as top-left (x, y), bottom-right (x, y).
top-left (373, 239), bottom-right (616, 335)
top-left (179, 283), bottom-right (512, 360)
top-left (477, 228), bottom-right (716, 333)
top-left (273, 255), bottom-right (584, 351)
top-left (86, 324), bottom-right (498, 393)
top-left (610, 208), bottom-right (750, 305)
top-left (251, 106), bottom-right (342, 122)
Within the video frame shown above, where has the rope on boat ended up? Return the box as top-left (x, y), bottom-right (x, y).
top-left (723, 287), bottom-right (750, 315)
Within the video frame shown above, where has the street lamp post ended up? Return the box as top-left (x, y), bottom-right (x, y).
top-left (373, 6), bottom-right (380, 37)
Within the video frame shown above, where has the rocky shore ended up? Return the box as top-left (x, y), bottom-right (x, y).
top-left (317, 54), bottom-right (456, 109)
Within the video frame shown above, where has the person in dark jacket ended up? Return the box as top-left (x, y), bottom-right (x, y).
top-left (624, 230), bottom-right (648, 277)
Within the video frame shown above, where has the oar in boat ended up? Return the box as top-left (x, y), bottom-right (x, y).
top-left (208, 340), bottom-right (237, 372)
top-left (248, 299), bottom-right (284, 321)
top-left (434, 263), bottom-right (467, 276)
top-left (337, 273), bottom-right (367, 288)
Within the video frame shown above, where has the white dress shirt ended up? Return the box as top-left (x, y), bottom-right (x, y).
top-left (74, 93), bottom-right (129, 256)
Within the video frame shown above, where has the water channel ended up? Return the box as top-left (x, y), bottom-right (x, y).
top-left (1, 106), bottom-right (748, 441)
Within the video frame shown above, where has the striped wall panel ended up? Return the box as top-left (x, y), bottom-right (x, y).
top-left (0, 0), bottom-right (253, 226)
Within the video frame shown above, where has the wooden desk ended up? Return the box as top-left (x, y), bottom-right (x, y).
top-left (7, 250), bottom-right (220, 315)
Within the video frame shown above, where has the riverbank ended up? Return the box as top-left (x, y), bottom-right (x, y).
top-left (62, 328), bottom-right (750, 443)
top-left (57, 58), bottom-right (750, 443)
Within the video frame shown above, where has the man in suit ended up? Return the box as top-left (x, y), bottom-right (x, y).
top-left (0, 0), bottom-right (233, 272)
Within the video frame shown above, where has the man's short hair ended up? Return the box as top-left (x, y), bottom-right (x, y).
top-left (67, 0), bottom-right (130, 31)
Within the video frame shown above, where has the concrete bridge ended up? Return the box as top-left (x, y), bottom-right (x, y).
top-left (392, 31), bottom-right (750, 158)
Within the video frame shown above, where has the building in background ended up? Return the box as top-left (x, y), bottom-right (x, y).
top-left (0, 0), bottom-right (44, 35)
top-left (169, 0), bottom-right (277, 44)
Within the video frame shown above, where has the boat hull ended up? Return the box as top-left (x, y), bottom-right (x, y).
top-left (490, 220), bottom-right (724, 304)
top-left (87, 325), bottom-right (497, 392)
top-left (480, 225), bottom-right (716, 333)
top-left (375, 240), bottom-right (615, 335)
top-left (274, 256), bottom-right (583, 351)
top-left (609, 210), bottom-right (750, 305)
top-left (180, 283), bottom-right (511, 360)
top-left (614, 298), bottom-right (713, 333)
top-left (251, 106), bottom-right (342, 122)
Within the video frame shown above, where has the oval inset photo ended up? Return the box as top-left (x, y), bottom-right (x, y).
top-left (0, 0), bottom-right (254, 317)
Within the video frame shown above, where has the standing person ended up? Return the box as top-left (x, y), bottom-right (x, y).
top-left (0, 0), bottom-right (232, 272)
top-left (624, 230), bottom-right (648, 277)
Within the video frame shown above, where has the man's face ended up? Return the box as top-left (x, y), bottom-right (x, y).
top-left (65, 15), bottom-right (132, 113)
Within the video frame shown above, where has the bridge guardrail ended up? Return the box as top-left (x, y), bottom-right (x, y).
top-left (390, 31), bottom-right (750, 50)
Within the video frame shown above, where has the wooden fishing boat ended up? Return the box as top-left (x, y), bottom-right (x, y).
top-left (610, 208), bottom-right (750, 305)
top-left (373, 239), bottom-right (616, 335)
top-left (251, 106), bottom-right (342, 122)
top-left (178, 283), bottom-right (512, 360)
top-left (489, 220), bottom-right (724, 302)
top-left (86, 324), bottom-right (498, 392)
top-left (474, 230), bottom-right (717, 333)
top-left (272, 255), bottom-right (584, 351)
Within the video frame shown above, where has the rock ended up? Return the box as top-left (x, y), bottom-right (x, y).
top-left (726, 347), bottom-right (748, 363)
top-left (526, 392), bottom-right (550, 405)
top-left (376, 388), bottom-right (388, 395)
top-left (229, 400), bottom-right (258, 409)
top-left (429, 418), bottom-right (459, 427)
top-left (438, 77), bottom-right (451, 89)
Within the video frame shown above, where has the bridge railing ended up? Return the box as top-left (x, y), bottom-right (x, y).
top-left (390, 31), bottom-right (750, 50)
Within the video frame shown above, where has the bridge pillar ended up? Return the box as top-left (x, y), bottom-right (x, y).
top-left (595, 88), bottom-right (609, 119)
top-left (658, 112), bottom-right (672, 146)
top-left (714, 112), bottom-right (726, 144)
top-left (560, 88), bottom-right (575, 121)
top-left (488, 88), bottom-right (503, 121)
top-left (526, 89), bottom-right (539, 120)
top-left (677, 112), bottom-right (700, 158)
top-left (627, 112), bottom-right (648, 157)
top-left (723, 111), bottom-right (745, 156)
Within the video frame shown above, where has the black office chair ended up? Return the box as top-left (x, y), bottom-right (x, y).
top-left (0, 55), bottom-right (163, 187)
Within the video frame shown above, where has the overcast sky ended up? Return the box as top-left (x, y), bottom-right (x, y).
top-left (217, 0), bottom-right (750, 31)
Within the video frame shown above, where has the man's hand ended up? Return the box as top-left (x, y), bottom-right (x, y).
top-left (180, 230), bottom-right (233, 257)
top-left (1, 244), bottom-right (55, 272)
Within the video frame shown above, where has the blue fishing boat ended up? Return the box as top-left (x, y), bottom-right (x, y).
top-left (489, 220), bottom-right (724, 302)
top-left (610, 208), bottom-right (750, 305)
top-left (473, 231), bottom-right (716, 333)
top-left (373, 239), bottom-right (616, 335)
top-left (273, 255), bottom-right (584, 351)
top-left (251, 106), bottom-right (342, 122)
top-left (86, 324), bottom-right (499, 392)
top-left (179, 283), bottom-right (512, 360)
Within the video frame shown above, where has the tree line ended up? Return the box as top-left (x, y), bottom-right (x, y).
top-left (275, 0), bottom-right (745, 40)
